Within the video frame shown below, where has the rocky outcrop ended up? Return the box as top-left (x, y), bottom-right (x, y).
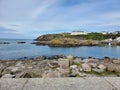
top-left (0, 55), bottom-right (120, 78)
top-left (17, 42), bottom-right (26, 44)
top-left (0, 42), bottom-right (10, 44)
top-left (81, 63), bottom-right (91, 72)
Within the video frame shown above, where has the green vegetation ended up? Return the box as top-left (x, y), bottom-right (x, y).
top-left (83, 71), bottom-right (120, 76)
top-left (73, 62), bottom-right (81, 67)
top-left (51, 38), bottom-right (80, 45)
top-left (36, 33), bottom-right (120, 41)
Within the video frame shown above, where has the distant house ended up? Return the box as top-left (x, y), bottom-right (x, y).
top-left (115, 37), bottom-right (120, 41)
top-left (101, 31), bottom-right (108, 35)
top-left (71, 31), bottom-right (88, 35)
top-left (112, 31), bottom-right (120, 35)
top-left (105, 38), bottom-right (112, 42)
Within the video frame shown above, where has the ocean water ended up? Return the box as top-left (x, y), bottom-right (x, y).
top-left (0, 39), bottom-right (120, 60)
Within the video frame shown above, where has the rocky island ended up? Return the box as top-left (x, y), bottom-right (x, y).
top-left (0, 55), bottom-right (120, 78)
top-left (32, 32), bottom-right (120, 47)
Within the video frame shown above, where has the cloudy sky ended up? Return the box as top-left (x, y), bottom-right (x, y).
top-left (0, 0), bottom-right (120, 39)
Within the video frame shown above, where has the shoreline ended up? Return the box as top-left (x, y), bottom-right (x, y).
top-left (0, 55), bottom-right (119, 61)
top-left (0, 55), bottom-right (120, 78)
top-left (32, 40), bottom-right (120, 47)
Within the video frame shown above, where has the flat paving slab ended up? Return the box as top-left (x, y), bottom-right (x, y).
top-left (0, 78), bottom-right (119, 90)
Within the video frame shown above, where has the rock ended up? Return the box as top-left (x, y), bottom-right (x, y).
top-left (48, 61), bottom-right (59, 68)
top-left (107, 64), bottom-right (117, 72)
top-left (36, 56), bottom-right (46, 60)
top-left (0, 42), bottom-right (10, 44)
top-left (66, 55), bottom-right (75, 65)
top-left (16, 61), bottom-right (23, 66)
top-left (70, 65), bottom-right (79, 77)
top-left (97, 64), bottom-right (106, 71)
top-left (32, 62), bottom-right (37, 65)
top-left (81, 63), bottom-right (91, 72)
top-left (18, 72), bottom-right (32, 78)
top-left (27, 67), bottom-right (33, 69)
top-left (17, 42), bottom-right (26, 44)
top-left (58, 59), bottom-right (69, 68)
top-left (92, 68), bottom-right (104, 73)
top-left (88, 63), bottom-right (98, 68)
top-left (106, 64), bottom-right (120, 72)
top-left (2, 74), bottom-right (15, 78)
top-left (115, 65), bottom-right (120, 72)
top-left (59, 68), bottom-right (70, 75)
top-left (11, 68), bottom-right (19, 73)
top-left (78, 72), bottom-right (87, 77)
top-left (70, 65), bottom-right (77, 69)
top-left (113, 60), bottom-right (120, 64)
top-left (104, 57), bottom-right (112, 63)
top-left (82, 59), bottom-right (99, 63)
top-left (42, 70), bottom-right (61, 78)
top-left (73, 58), bottom-right (82, 64)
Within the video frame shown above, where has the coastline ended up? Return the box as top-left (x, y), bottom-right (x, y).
top-left (0, 55), bottom-right (120, 78)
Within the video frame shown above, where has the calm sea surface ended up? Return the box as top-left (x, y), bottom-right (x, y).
top-left (0, 39), bottom-right (120, 60)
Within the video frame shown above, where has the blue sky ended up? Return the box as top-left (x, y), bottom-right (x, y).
top-left (0, 0), bottom-right (120, 39)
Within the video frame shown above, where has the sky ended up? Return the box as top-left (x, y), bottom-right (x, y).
top-left (0, 0), bottom-right (120, 39)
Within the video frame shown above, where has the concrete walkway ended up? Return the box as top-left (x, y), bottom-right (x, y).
top-left (0, 77), bottom-right (120, 90)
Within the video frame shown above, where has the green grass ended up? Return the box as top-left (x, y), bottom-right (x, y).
top-left (73, 62), bottom-right (81, 67)
top-left (82, 71), bottom-right (120, 76)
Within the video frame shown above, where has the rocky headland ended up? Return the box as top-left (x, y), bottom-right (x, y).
top-left (0, 55), bottom-right (120, 78)
top-left (32, 33), bottom-right (120, 47)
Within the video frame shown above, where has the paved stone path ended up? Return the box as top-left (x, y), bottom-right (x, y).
top-left (0, 78), bottom-right (120, 90)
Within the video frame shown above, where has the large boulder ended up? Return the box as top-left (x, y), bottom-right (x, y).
top-left (97, 64), bottom-right (106, 71)
top-left (56, 68), bottom-right (70, 75)
top-left (107, 64), bottom-right (120, 72)
top-left (113, 60), bottom-right (120, 64)
top-left (70, 65), bottom-right (77, 69)
top-left (81, 63), bottom-right (91, 72)
top-left (58, 59), bottom-right (69, 68)
top-left (66, 55), bottom-right (75, 65)
top-left (42, 70), bottom-right (61, 78)
top-left (70, 65), bottom-right (78, 77)
top-left (73, 58), bottom-right (82, 64)
top-left (82, 59), bottom-right (99, 63)
top-left (48, 61), bottom-right (59, 68)
top-left (88, 63), bottom-right (98, 68)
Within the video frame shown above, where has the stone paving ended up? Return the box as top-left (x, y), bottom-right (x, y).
top-left (0, 78), bottom-right (120, 90)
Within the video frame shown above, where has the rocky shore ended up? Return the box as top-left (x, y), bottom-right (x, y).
top-left (0, 55), bottom-right (120, 78)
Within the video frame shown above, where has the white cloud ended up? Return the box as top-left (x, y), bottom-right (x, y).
top-left (0, 0), bottom-right (120, 38)
top-left (31, 0), bottom-right (58, 19)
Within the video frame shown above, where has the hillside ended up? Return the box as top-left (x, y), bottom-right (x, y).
top-left (36, 33), bottom-right (120, 41)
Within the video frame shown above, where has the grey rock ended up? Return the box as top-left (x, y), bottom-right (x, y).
top-left (2, 74), bottom-right (15, 78)
top-left (113, 60), bottom-right (120, 64)
top-left (92, 68), bottom-right (104, 73)
top-left (66, 55), bottom-right (75, 65)
top-left (42, 70), bottom-right (61, 78)
top-left (58, 59), bottom-right (69, 68)
top-left (97, 64), bottom-right (106, 71)
top-left (82, 63), bottom-right (91, 72)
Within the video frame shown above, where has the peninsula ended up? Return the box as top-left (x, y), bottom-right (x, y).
top-left (32, 31), bottom-right (120, 47)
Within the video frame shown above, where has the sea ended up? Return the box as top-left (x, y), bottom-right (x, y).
top-left (0, 39), bottom-right (120, 60)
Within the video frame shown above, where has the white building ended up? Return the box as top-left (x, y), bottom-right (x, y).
top-left (101, 31), bottom-right (108, 35)
top-left (112, 31), bottom-right (120, 35)
top-left (116, 37), bottom-right (120, 41)
top-left (71, 31), bottom-right (88, 35)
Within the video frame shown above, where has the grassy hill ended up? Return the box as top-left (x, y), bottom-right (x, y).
top-left (36, 33), bottom-right (120, 41)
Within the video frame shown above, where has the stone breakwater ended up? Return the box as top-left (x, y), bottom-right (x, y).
top-left (0, 55), bottom-right (120, 78)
